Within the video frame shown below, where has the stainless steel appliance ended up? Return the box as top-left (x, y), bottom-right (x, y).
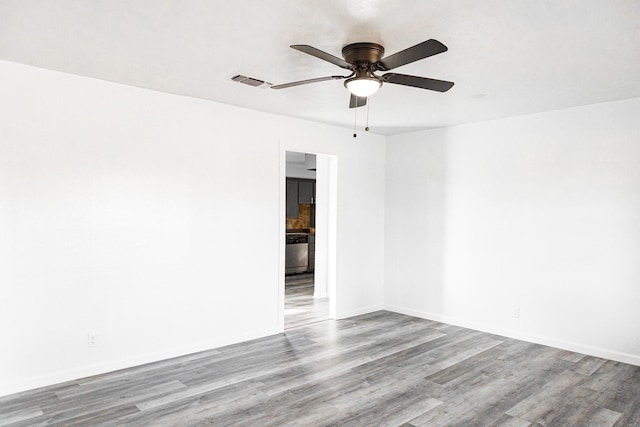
top-left (285, 233), bottom-right (309, 275)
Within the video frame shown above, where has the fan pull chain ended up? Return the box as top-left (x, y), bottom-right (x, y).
top-left (365, 97), bottom-right (370, 132)
top-left (353, 98), bottom-right (358, 138)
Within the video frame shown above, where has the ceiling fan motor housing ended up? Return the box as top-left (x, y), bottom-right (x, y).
top-left (341, 43), bottom-right (385, 66)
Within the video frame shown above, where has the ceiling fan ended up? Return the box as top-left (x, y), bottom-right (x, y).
top-left (271, 39), bottom-right (454, 108)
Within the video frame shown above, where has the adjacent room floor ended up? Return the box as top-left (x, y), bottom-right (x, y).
top-left (1, 311), bottom-right (639, 426)
top-left (284, 272), bottom-right (329, 330)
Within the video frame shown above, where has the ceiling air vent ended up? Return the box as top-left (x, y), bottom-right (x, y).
top-left (232, 75), bottom-right (269, 87)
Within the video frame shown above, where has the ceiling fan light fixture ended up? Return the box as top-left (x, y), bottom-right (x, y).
top-left (344, 76), bottom-right (382, 97)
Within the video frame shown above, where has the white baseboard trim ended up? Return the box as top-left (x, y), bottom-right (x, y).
top-left (0, 326), bottom-right (280, 398)
top-left (384, 304), bottom-right (640, 367)
top-left (337, 304), bottom-right (385, 320)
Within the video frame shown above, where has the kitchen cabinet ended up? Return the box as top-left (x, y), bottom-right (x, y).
top-left (286, 178), bottom-right (316, 219)
top-left (286, 179), bottom-right (299, 218)
top-left (298, 180), bottom-right (314, 204)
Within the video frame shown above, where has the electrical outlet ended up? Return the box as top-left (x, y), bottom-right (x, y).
top-left (512, 308), bottom-right (520, 319)
top-left (87, 333), bottom-right (97, 348)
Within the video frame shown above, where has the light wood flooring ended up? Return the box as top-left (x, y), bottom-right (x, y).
top-left (285, 273), bottom-right (329, 330)
top-left (1, 311), bottom-right (639, 426)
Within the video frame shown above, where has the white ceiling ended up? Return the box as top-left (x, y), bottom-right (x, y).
top-left (1, 0), bottom-right (639, 135)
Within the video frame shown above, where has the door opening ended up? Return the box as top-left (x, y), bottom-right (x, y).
top-left (282, 151), bottom-right (337, 330)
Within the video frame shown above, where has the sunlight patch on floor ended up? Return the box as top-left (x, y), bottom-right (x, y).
top-left (285, 308), bottom-right (308, 315)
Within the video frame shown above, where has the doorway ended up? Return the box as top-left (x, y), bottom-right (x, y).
top-left (283, 151), bottom-right (337, 330)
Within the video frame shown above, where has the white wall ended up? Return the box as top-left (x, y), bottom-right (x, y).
top-left (385, 97), bottom-right (640, 365)
top-left (0, 60), bottom-right (386, 396)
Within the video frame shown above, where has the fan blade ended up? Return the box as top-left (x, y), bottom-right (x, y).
top-left (382, 73), bottom-right (454, 92)
top-left (291, 45), bottom-right (352, 70)
top-left (349, 94), bottom-right (367, 109)
top-left (271, 75), bottom-right (346, 89)
top-left (376, 39), bottom-right (448, 71)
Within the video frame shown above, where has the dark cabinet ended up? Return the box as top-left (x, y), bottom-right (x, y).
top-left (299, 180), bottom-right (314, 204)
top-left (286, 179), bottom-right (299, 218)
top-left (286, 178), bottom-right (316, 220)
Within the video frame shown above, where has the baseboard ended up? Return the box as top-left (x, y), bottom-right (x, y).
top-left (384, 304), bottom-right (640, 367)
top-left (337, 303), bottom-right (385, 320)
top-left (0, 326), bottom-right (280, 398)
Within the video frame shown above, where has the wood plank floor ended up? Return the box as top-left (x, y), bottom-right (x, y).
top-left (1, 311), bottom-right (639, 426)
top-left (285, 273), bottom-right (329, 330)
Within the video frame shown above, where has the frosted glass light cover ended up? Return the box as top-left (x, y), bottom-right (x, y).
top-left (345, 78), bottom-right (381, 97)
